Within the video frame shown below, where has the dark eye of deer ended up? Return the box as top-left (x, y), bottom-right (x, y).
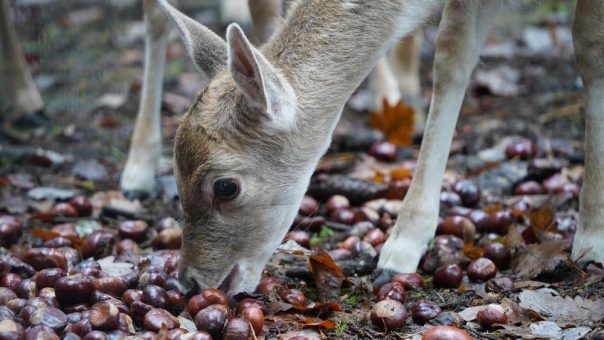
top-left (213, 178), bottom-right (240, 201)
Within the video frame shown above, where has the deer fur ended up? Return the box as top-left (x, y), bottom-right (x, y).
top-left (161, 0), bottom-right (604, 294)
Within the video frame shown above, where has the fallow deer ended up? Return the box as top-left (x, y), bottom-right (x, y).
top-left (157, 0), bottom-right (604, 294)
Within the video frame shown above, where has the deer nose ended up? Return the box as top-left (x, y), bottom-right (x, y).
top-left (177, 263), bottom-right (201, 296)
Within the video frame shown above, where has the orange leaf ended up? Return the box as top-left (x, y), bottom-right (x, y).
top-left (528, 203), bottom-right (555, 234)
top-left (463, 243), bottom-right (486, 260)
top-left (369, 99), bottom-right (415, 146)
top-left (301, 317), bottom-right (337, 330)
top-left (309, 249), bottom-right (345, 302)
top-left (390, 166), bottom-right (413, 180)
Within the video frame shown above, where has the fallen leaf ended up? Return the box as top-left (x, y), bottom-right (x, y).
top-left (514, 239), bottom-right (568, 279)
top-left (97, 256), bottom-right (135, 277)
top-left (301, 317), bottom-right (336, 330)
top-left (528, 202), bottom-right (555, 234)
top-left (518, 288), bottom-right (604, 325)
top-left (369, 99), bottom-right (414, 146)
top-left (309, 249), bottom-right (345, 302)
top-left (463, 243), bottom-right (486, 260)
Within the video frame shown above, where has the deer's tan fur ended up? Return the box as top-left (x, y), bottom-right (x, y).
top-left (161, 0), bottom-right (440, 292)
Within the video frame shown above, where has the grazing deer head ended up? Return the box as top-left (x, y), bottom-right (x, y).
top-left (157, 0), bottom-right (437, 294)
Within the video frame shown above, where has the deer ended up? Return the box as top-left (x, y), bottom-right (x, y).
top-left (157, 0), bottom-right (604, 295)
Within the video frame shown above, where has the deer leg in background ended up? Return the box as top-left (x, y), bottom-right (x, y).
top-left (0, 0), bottom-right (44, 125)
top-left (120, 0), bottom-right (173, 199)
top-left (391, 30), bottom-right (425, 132)
top-left (570, 0), bottom-right (604, 264)
top-left (375, 0), bottom-right (503, 282)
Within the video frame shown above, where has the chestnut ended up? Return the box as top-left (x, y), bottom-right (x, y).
top-left (375, 282), bottom-right (406, 303)
top-left (117, 220), bottom-right (148, 242)
top-left (338, 236), bottom-right (361, 250)
top-left (286, 231), bottom-right (311, 248)
top-left (236, 298), bottom-right (265, 314)
top-left (194, 304), bottom-right (230, 339)
top-left (55, 275), bottom-right (94, 307)
top-left (440, 192), bottom-right (462, 207)
top-left (0, 287), bottom-right (17, 305)
top-left (70, 195), bottom-right (92, 216)
top-left (411, 301), bottom-right (442, 324)
top-left (187, 288), bottom-right (229, 316)
top-left (330, 208), bottom-right (356, 225)
top-left (484, 242), bottom-right (511, 270)
top-left (223, 318), bottom-right (251, 340)
top-left (166, 290), bottom-right (185, 314)
top-left (437, 216), bottom-right (476, 242)
top-left (363, 228), bottom-right (386, 246)
top-left (26, 324), bottom-right (60, 339)
top-left (514, 181), bottom-right (545, 195)
top-left (298, 196), bottom-right (319, 216)
top-left (82, 331), bottom-right (108, 340)
top-left (476, 305), bottom-right (507, 329)
top-left (16, 278), bottom-right (37, 299)
top-left (422, 326), bottom-right (471, 340)
top-left (391, 272), bottom-right (424, 290)
top-left (0, 306), bottom-right (14, 322)
top-left (0, 319), bottom-right (25, 339)
top-left (433, 264), bottom-right (463, 289)
top-left (485, 210), bottom-right (513, 235)
top-left (453, 180), bottom-right (480, 207)
top-left (369, 141), bottom-right (397, 162)
top-left (130, 301), bottom-right (153, 325)
top-left (242, 306), bottom-right (264, 335)
top-left (370, 299), bottom-right (407, 331)
top-left (150, 227), bottom-right (182, 250)
top-left (255, 277), bottom-right (280, 295)
top-left (89, 301), bottom-right (119, 331)
top-left (0, 272), bottom-right (23, 291)
top-left (187, 332), bottom-right (213, 340)
top-left (122, 289), bottom-right (143, 307)
top-left (117, 313), bottom-right (135, 334)
top-left (51, 202), bottom-right (79, 218)
top-left (143, 308), bottom-right (180, 332)
top-left (35, 268), bottom-right (66, 289)
top-left (467, 258), bottom-right (497, 282)
top-left (505, 137), bottom-right (536, 160)
top-left (142, 285), bottom-right (169, 309)
top-left (167, 328), bottom-right (188, 340)
top-left (279, 289), bottom-right (308, 307)
top-left (325, 195), bottom-right (350, 214)
top-left (22, 248), bottom-right (68, 271)
top-left (328, 248), bottom-right (352, 261)
top-left (28, 307), bottom-right (68, 332)
top-left (0, 216), bottom-right (22, 248)
top-left (6, 298), bottom-right (26, 314)
top-left (116, 239), bottom-right (140, 255)
top-left (80, 231), bottom-right (115, 260)
top-left (93, 277), bottom-right (128, 298)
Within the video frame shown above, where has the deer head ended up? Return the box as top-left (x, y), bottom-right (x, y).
top-left (157, 0), bottom-right (313, 295)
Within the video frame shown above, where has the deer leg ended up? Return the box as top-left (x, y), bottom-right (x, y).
top-left (120, 0), bottom-right (172, 199)
top-left (368, 57), bottom-right (402, 113)
top-left (571, 0), bottom-right (604, 265)
top-left (391, 30), bottom-right (425, 132)
top-left (248, 0), bottom-right (282, 43)
top-left (0, 0), bottom-right (44, 122)
top-left (376, 0), bottom-right (503, 281)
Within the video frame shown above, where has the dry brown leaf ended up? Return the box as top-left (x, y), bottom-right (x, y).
top-left (369, 99), bottom-right (414, 146)
top-left (309, 249), bottom-right (345, 302)
top-left (518, 288), bottom-right (604, 325)
top-left (514, 240), bottom-right (568, 279)
top-left (528, 202), bottom-right (555, 234)
top-left (301, 317), bottom-right (337, 330)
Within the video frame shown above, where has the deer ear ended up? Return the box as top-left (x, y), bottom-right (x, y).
top-left (226, 24), bottom-right (296, 130)
top-left (157, 0), bottom-right (226, 78)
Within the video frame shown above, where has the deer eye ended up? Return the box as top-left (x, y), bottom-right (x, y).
top-left (213, 178), bottom-right (240, 201)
